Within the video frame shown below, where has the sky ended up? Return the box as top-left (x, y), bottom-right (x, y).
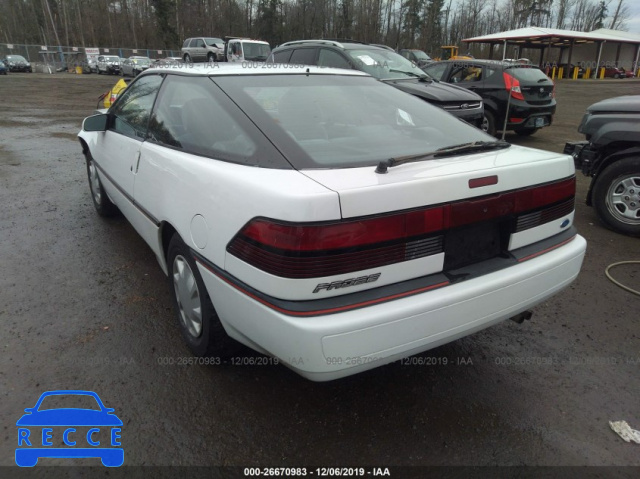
top-left (626, 1), bottom-right (640, 33)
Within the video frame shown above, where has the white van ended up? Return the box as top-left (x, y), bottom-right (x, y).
top-left (226, 38), bottom-right (271, 63)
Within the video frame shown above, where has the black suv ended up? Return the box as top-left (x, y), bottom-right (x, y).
top-left (424, 59), bottom-right (556, 137)
top-left (268, 40), bottom-right (484, 127)
top-left (564, 95), bottom-right (640, 236)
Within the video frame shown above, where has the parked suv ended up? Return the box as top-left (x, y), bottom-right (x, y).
top-left (564, 95), bottom-right (640, 236)
top-left (268, 40), bottom-right (484, 127)
top-left (97, 55), bottom-right (121, 75)
top-left (424, 59), bottom-right (556, 136)
top-left (399, 49), bottom-right (433, 68)
top-left (182, 37), bottom-right (225, 62)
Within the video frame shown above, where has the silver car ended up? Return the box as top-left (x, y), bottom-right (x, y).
top-left (121, 56), bottom-right (152, 77)
top-left (181, 37), bottom-right (224, 62)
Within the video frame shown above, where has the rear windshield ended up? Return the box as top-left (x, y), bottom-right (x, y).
top-left (214, 74), bottom-right (491, 169)
top-left (508, 66), bottom-right (551, 83)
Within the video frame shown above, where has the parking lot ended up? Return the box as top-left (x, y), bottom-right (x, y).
top-left (0, 73), bottom-right (639, 471)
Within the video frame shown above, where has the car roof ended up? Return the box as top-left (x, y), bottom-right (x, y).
top-left (144, 63), bottom-right (369, 77)
top-left (277, 39), bottom-right (386, 51)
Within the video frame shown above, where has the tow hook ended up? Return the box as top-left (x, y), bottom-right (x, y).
top-left (510, 310), bottom-right (533, 324)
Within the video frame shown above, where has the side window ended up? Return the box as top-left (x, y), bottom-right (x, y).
top-left (183, 39), bottom-right (191, 48)
top-left (289, 48), bottom-right (317, 65)
top-left (110, 74), bottom-right (163, 139)
top-left (449, 65), bottom-right (482, 83)
top-left (194, 39), bottom-right (205, 48)
top-left (273, 50), bottom-right (292, 63)
top-left (318, 49), bottom-right (351, 69)
top-left (147, 75), bottom-right (257, 164)
top-left (423, 62), bottom-right (447, 81)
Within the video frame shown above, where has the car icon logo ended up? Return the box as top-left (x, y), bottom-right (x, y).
top-left (15, 390), bottom-right (123, 467)
top-left (460, 103), bottom-right (469, 109)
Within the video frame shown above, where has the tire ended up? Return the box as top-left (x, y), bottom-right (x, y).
top-left (514, 128), bottom-right (538, 136)
top-left (207, 52), bottom-right (215, 62)
top-left (120, 68), bottom-right (124, 77)
top-left (614, 73), bottom-right (620, 79)
top-left (98, 68), bottom-right (102, 75)
top-left (85, 151), bottom-right (119, 217)
top-left (481, 110), bottom-right (496, 137)
top-left (167, 233), bottom-right (237, 357)
top-left (592, 157), bottom-right (640, 236)
top-left (183, 53), bottom-right (191, 63)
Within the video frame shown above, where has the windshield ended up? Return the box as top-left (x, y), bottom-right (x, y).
top-left (7, 55), bottom-right (27, 62)
top-left (346, 49), bottom-right (427, 80)
top-left (205, 37), bottom-right (224, 47)
top-left (243, 43), bottom-right (271, 61)
top-left (412, 50), bottom-right (431, 61)
top-left (103, 56), bottom-right (120, 62)
top-left (133, 58), bottom-right (151, 65)
top-left (214, 74), bottom-right (491, 169)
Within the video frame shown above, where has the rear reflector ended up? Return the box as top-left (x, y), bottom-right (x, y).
top-left (227, 177), bottom-right (576, 278)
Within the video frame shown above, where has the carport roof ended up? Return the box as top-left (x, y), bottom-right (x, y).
top-left (463, 27), bottom-right (640, 47)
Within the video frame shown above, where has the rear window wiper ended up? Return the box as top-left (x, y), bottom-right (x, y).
top-left (375, 141), bottom-right (511, 174)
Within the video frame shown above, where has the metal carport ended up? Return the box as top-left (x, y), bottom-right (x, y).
top-left (463, 27), bottom-right (640, 79)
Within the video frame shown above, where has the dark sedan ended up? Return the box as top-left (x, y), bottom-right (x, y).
top-left (2, 54), bottom-right (32, 72)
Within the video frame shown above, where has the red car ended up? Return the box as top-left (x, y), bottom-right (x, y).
top-left (602, 66), bottom-right (634, 78)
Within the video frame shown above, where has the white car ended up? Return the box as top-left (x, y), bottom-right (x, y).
top-left (78, 64), bottom-right (586, 381)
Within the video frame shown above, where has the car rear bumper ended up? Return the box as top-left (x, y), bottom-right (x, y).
top-left (506, 102), bottom-right (556, 129)
top-left (200, 234), bottom-right (586, 381)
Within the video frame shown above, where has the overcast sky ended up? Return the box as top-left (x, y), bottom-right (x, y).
top-left (626, 1), bottom-right (640, 33)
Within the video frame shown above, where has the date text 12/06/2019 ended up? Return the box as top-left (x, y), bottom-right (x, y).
top-left (243, 467), bottom-right (391, 476)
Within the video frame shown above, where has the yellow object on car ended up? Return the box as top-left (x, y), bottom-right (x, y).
top-left (98, 78), bottom-right (130, 109)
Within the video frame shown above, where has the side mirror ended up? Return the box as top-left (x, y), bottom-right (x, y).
top-left (83, 113), bottom-right (108, 132)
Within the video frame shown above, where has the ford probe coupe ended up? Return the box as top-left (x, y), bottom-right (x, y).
top-left (78, 64), bottom-right (586, 381)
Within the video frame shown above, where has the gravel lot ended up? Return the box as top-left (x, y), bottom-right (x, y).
top-left (0, 72), bottom-right (638, 473)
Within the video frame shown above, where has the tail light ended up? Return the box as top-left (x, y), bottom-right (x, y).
top-left (227, 178), bottom-right (575, 278)
top-left (503, 72), bottom-right (525, 100)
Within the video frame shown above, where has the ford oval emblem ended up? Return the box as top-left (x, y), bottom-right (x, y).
top-left (560, 219), bottom-right (570, 228)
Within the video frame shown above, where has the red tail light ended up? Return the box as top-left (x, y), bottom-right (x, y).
top-left (503, 72), bottom-right (525, 100)
top-left (227, 177), bottom-right (575, 278)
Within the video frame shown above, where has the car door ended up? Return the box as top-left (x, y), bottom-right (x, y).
top-left (92, 74), bottom-right (164, 213)
top-left (193, 38), bottom-right (206, 61)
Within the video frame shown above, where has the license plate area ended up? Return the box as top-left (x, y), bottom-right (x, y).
top-left (443, 221), bottom-right (508, 271)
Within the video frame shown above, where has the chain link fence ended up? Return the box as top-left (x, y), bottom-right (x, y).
top-left (0, 43), bottom-right (181, 73)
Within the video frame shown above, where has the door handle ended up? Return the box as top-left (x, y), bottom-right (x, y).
top-left (134, 151), bottom-right (141, 173)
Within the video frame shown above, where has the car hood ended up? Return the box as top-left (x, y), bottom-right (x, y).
top-left (16, 409), bottom-right (123, 427)
top-left (587, 95), bottom-right (640, 113)
top-left (386, 79), bottom-right (482, 103)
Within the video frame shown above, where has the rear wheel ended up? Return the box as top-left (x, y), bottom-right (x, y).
top-left (167, 234), bottom-right (237, 357)
top-left (481, 111), bottom-right (496, 137)
top-left (514, 128), bottom-right (538, 136)
top-left (85, 151), bottom-right (119, 217)
top-left (592, 157), bottom-right (640, 236)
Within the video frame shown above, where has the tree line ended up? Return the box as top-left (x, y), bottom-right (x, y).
top-left (0, 0), bottom-right (631, 57)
